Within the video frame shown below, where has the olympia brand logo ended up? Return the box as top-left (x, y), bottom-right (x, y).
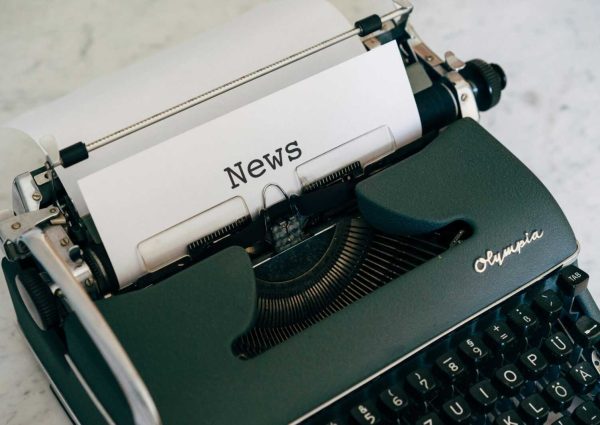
top-left (474, 230), bottom-right (544, 273)
top-left (224, 141), bottom-right (302, 189)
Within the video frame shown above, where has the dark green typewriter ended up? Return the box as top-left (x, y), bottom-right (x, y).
top-left (1, 1), bottom-right (596, 424)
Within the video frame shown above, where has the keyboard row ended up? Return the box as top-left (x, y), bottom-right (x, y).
top-left (317, 266), bottom-right (599, 425)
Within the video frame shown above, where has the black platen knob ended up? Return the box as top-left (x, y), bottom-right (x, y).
top-left (16, 268), bottom-right (59, 330)
top-left (82, 245), bottom-right (118, 296)
top-left (459, 59), bottom-right (506, 111)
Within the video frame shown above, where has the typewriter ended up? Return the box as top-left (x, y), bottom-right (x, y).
top-left (1, 1), bottom-right (597, 424)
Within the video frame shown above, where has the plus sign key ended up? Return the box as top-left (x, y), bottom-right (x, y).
top-left (485, 322), bottom-right (518, 355)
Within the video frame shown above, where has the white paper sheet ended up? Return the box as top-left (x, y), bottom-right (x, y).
top-left (3, 0), bottom-right (364, 215)
top-left (79, 42), bottom-right (422, 286)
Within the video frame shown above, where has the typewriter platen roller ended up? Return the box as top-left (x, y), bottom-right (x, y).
top-left (1, 1), bottom-right (594, 425)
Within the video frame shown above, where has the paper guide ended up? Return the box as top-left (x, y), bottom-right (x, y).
top-left (79, 42), bottom-right (422, 285)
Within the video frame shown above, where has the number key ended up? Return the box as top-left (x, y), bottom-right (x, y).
top-left (435, 352), bottom-right (466, 383)
top-left (406, 368), bottom-right (439, 401)
top-left (378, 385), bottom-right (408, 418)
top-left (458, 336), bottom-right (490, 366)
top-left (350, 401), bottom-right (382, 425)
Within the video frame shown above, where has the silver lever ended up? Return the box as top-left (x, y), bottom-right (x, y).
top-left (20, 227), bottom-right (162, 425)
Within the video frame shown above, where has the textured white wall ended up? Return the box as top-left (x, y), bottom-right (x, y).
top-left (0, 1), bottom-right (598, 423)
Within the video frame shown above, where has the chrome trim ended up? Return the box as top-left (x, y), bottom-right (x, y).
top-left (405, 24), bottom-right (479, 121)
top-left (446, 71), bottom-right (479, 121)
top-left (19, 227), bottom-right (162, 425)
top-left (290, 243), bottom-right (580, 424)
top-left (592, 351), bottom-right (600, 376)
top-left (65, 354), bottom-right (116, 425)
top-left (12, 172), bottom-right (42, 214)
top-left (43, 224), bottom-right (94, 290)
top-left (16, 324), bottom-right (82, 425)
top-left (0, 206), bottom-right (60, 261)
top-left (48, 381), bottom-right (81, 425)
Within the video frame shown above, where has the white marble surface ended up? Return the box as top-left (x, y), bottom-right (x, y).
top-left (0, 0), bottom-right (598, 423)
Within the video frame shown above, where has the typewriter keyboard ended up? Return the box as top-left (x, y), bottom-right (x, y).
top-left (307, 265), bottom-right (600, 425)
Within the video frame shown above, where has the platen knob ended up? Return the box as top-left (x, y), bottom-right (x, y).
top-left (16, 268), bottom-right (59, 330)
top-left (460, 59), bottom-right (506, 111)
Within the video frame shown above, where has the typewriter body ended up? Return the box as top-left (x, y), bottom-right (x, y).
top-left (1, 1), bottom-right (597, 424)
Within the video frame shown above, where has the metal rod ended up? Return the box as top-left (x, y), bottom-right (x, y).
top-left (21, 227), bottom-right (162, 425)
top-left (79, 8), bottom-right (409, 157)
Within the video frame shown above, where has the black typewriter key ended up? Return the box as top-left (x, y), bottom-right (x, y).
top-left (378, 385), bottom-right (408, 418)
top-left (573, 316), bottom-right (600, 348)
top-left (494, 364), bottom-right (524, 395)
top-left (553, 418), bottom-right (576, 425)
top-left (495, 409), bottom-right (526, 425)
top-left (435, 352), bottom-right (466, 383)
top-left (507, 305), bottom-right (540, 337)
top-left (573, 401), bottom-right (600, 425)
top-left (441, 395), bottom-right (471, 423)
top-left (458, 336), bottom-right (491, 367)
top-left (414, 412), bottom-right (443, 425)
top-left (350, 401), bottom-right (383, 425)
top-left (519, 393), bottom-right (549, 424)
top-left (485, 322), bottom-right (517, 354)
top-left (543, 332), bottom-right (574, 363)
top-left (533, 290), bottom-right (564, 322)
top-left (519, 348), bottom-right (548, 380)
top-left (557, 265), bottom-right (589, 296)
top-left (544, 378), bottom-right (574, 411)
top-left (568, 361), bottom-right (598, 392)
top-left (469, 380), bottom-right (498, 412)
top-left (406, 368), bottom-right (439, 401)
